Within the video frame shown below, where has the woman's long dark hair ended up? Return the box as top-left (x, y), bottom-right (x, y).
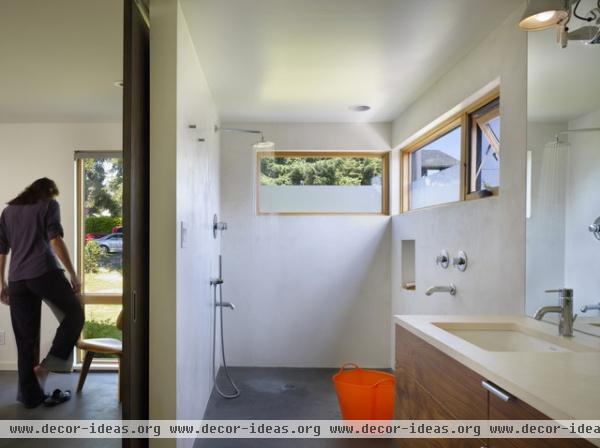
top-left (8, 178), bottom-right (59, 205)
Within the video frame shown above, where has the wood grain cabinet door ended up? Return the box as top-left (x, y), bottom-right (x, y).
top-left (395, 325), bottom-right (488, 420)
top-left (395, 325), bottom-right (488, 447)
top-left (488, 389), bottom-right (596, 448)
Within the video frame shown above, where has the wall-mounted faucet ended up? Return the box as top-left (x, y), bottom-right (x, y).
top-left (425, 284), bottom-right (456, 296)
top-left (580, 302), bottom-right (600, 313)
top-left (533, 288), bottom-right (575, 337)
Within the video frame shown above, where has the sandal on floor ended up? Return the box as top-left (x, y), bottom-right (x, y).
top-left (43, 389), bottom-right (71, 407)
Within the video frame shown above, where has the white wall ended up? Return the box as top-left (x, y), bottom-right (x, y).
top-left (564, 108), bottom-right (600, 314)
top-left (525, 121), bottom-right (567, 315)
top-left (175, 1), bottom-right (220, 436)
top-left (390, 6), bottom-right (527, 362)
top-left (221, 122), bottom-right (392, 368)
top-left (149, 2), bottom-right (220, 448)
top-left (0, 123), bottom-right (121, 370)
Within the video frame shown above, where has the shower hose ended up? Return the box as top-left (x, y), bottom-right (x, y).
top-left (212, 281), bottom-right (240, 399)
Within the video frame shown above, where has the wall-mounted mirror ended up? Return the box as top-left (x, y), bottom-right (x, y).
top-left (526, 6), bottom-right (600, 337)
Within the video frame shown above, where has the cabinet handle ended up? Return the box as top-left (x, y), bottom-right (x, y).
top-left (482, 380), bottom-right (513, 402)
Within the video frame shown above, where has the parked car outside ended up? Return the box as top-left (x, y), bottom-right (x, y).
top-left (94, 233), bottom-right (123, 254)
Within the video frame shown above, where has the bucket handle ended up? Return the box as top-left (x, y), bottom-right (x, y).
top-left (338, 363), bottom-right (360, 373)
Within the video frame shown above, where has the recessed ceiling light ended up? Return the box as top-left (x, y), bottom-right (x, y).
top-left (114, 81), bottom-right (124, 87)
top-left (349, 104), bottom-right (371, 112)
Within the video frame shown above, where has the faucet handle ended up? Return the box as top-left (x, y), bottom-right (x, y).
top-left (545, 288), bottom-right (573, 298)
top-left (435, 250), bottom-right (450, 269)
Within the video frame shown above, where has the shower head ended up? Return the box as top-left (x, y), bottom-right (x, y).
top-left (253, 136), bottom-right (275, 150)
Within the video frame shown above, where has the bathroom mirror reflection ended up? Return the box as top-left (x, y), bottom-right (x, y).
top-left (526, 17), bottom-right (600, 337)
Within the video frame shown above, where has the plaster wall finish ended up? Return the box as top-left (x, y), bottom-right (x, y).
top-left (175, 4), bottom-right (221, 443)
top-left (149, 4), bottom-right (221, 448)
top-left (220, 122), bottom-right (392, 368)
top-left (390, 7), bottom-right (527, 363)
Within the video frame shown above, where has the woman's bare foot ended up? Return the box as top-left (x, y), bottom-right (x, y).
top-left (33, 364), bottom-right (49, 392)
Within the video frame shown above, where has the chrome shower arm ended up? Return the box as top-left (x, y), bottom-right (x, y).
top-left (554, 127), bottom-right (600, 141)
top-left (214, 125), bottom-right (265, 142)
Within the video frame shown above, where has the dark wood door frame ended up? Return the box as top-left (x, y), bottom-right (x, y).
top-left (122, 0), bottom-right (150, 447)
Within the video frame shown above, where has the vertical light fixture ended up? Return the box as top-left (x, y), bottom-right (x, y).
top-left (519, 0), bottom-right (570, 30)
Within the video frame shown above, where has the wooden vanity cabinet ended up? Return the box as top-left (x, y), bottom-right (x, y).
top-left (395, 324), bottom-right (487, 447)
top-left (395, 324), bottom-right (596, 448)
top-left (488, 392), bottom-right (595, 448)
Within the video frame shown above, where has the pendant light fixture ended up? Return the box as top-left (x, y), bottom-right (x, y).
top-left (519, 0), bottom-right (570, 30)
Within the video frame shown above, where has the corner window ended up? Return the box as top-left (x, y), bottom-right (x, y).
top-left (400, 90), bottom-right (500, 212)
top-left (257, 152), bottom-right (389, 215)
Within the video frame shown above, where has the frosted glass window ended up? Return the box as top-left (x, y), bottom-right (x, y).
top-left (257, 153), bottom-right (387, 214)
top-left (409, 127), bottom-right (462, 210)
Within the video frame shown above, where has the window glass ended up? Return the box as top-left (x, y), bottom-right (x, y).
top-left (81, 157), bottom-right (123, 295)
top-left (470, 99), bottom-right (500, 193)
top-left (82, 304), bottom-right (122, 359)
top-left (409, 127), bottom-right (462, 210)
top-left (258, 153), bottom-right (387, 214)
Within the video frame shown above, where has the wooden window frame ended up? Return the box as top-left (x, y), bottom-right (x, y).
top-left (467, 99), bottom-right (500, 199)
top-left (400, 89), bottom-right (500, 213)
top-left (75, 154), bottom-right (123, 366)
top-left (256, 151), bottom-right (390, 216)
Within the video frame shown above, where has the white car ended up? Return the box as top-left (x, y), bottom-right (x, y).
top-left (94, 233), bottom-right (123, 254)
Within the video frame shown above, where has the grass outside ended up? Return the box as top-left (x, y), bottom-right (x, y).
top-left (85, 269), bottom-right (122, 295)
top-left (82, 260), bottom-right (122, 360)
top-left (83, 304), bottom-right (122, 359)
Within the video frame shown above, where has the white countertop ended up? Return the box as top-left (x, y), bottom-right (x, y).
top-left (394, 315), bottom-right (600, 424)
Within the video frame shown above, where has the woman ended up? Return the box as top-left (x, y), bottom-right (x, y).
top-left (0, 178), bottom-right (83, 408)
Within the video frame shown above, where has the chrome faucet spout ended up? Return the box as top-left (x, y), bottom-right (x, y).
top-left (534, 288), bottom-right (575, 337)
top-left (425, 284), bottom-right (456, 296)
top-left (217, 301), bottom-right (235, 310)
top-left (533, 305), bottom-right (562, 320)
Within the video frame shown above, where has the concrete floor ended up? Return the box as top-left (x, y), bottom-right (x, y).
top-left (0, 371), bottom-right (120, 448)
top-left (196, 367), bottom-right (394, 448)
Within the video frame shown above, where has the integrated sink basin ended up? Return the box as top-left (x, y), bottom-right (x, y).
top-left (432, 322), bottom-right (596, 353)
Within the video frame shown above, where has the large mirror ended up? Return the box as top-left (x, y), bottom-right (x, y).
top-left (526, 10), bottom-right (600, 336)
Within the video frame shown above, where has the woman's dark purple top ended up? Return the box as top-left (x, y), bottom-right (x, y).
top-left (0, 199), bottom-right (64, 282)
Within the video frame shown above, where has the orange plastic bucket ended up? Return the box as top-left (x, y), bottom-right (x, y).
top-left (333, 363), bottom-right (395, 420)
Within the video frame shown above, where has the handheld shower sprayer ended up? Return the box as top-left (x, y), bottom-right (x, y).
top-left (210, 214), bottom-right (239, 399)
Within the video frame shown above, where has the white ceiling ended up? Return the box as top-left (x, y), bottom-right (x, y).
top-left (181, 0), bottom-right (523, 123)
top-left (0, 0), bottom-right (123, 123)
top-left (528, 25), bottom-right (600, 123)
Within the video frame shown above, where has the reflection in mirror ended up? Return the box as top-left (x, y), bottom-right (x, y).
top-left (526, 15), bottom-right (600, 337)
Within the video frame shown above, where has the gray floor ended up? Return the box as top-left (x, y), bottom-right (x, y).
top-left (0, 370), bottom-right (120, 448)
top-left (196, 367), bottom-right (394, 448)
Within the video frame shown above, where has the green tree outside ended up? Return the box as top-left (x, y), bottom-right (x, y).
top-left (260, 156), bottom-right (382, 186)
